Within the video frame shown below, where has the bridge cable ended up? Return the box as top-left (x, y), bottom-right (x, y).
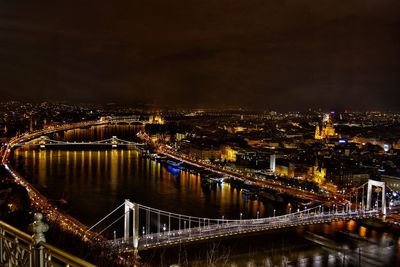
top-left (86, 202), bottom-right (125, 232)
top-left (93, 211), bottom-right (129, 238)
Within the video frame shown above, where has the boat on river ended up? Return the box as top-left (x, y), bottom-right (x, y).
top-left (166, 159), bottom-right (184, 169)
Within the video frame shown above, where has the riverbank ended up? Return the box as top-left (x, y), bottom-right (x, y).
top-left (0, 165), bottom-right (135, 266)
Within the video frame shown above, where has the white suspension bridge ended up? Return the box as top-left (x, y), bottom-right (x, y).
top-left (87, 179), bottom-right (399, 252)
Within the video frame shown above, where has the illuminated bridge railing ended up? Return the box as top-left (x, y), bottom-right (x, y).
top-left (12, 136), bottom-right (144, 148)
top-left (96, 199), bottom-right (392, 251)
top-left (0, 220), bottom-right (95, 267)
top-left (135, 210), bottom-right (381, 249)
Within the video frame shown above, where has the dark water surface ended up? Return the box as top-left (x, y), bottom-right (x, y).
top-left (10, 125), bottom-right (400, 266)
top-left (12, 149), bottom-right (272, 225)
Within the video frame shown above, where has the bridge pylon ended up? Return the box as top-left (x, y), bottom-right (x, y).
top-left (39, 135), bottom-right (49, 149)
top-left (111, 136), bottom-right (118, 148)
top-left (124, 200), bottom-right (139, 250)
top-left (366, 179), bottom-right (386, 215)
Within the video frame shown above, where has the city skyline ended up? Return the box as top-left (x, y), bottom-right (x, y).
top-left (1, 1), bottom-right (400, 266)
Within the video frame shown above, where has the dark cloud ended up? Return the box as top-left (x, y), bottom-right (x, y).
top-left (0, 0), bottom-right (399, 110)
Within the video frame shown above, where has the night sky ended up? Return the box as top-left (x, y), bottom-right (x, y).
top-left (0, 1), bottom-right (399, 110)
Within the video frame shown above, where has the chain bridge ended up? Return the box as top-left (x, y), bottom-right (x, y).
top-left (12, 135), bottom-right (144, 149)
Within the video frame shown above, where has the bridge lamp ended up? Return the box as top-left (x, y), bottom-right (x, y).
top-left (240, 213), bottom-right (243, 220)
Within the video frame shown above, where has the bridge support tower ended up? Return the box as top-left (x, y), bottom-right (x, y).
top-left (124, 200), bottom-right (139, 251)
top-left (366, 179), bottom-right (386, 215)
top-left (111, 136), bottom-right (118, 148)
top-left (39, 136), bottom-right (49, 149)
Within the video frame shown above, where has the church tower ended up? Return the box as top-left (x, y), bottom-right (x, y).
top-left (315, 114), bottom-right (336, 140)
top-left (315, 125), bottom-right (322, 139)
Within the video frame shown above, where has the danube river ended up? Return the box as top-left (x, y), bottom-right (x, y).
top-left (10, 125), bottom-right (400, 266)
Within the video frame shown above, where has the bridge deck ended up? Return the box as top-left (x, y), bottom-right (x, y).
top-left (109, 210), bottom-right (381, 250)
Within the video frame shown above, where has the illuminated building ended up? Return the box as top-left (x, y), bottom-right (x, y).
top-left (275, 162), bottom-right (295, 178)
top-left (175, 133), bottom-right (187, 141)
top-left (315, 114), bottom-right (336, 139)
top-left (148, 113), bottom-right (165, 124)
top-left (221, 146), bottom-right (238, 162)
top-left (188, 145), bottom-right (222, 161)
top-left (225, 126), bottom-right (246, 134)
top-left (308, 160), bottom-right (326, 184)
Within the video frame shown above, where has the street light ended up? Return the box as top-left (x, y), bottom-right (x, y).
top-left (273, 209), bottom-right (276, 217)
top-left (240, 213), bottom-right (243, 221)
top-left (257, 211), bottom-right (259, 219)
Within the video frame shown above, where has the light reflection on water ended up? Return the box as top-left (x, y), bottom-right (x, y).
top-left (13, 149), bottom-right (271, 225)
top-left (13, 148), bottom-right (400, 266)
top-left (359, 226), bottom-right (367, 237)
top-left (10, 125), bottom-right (400, 266)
